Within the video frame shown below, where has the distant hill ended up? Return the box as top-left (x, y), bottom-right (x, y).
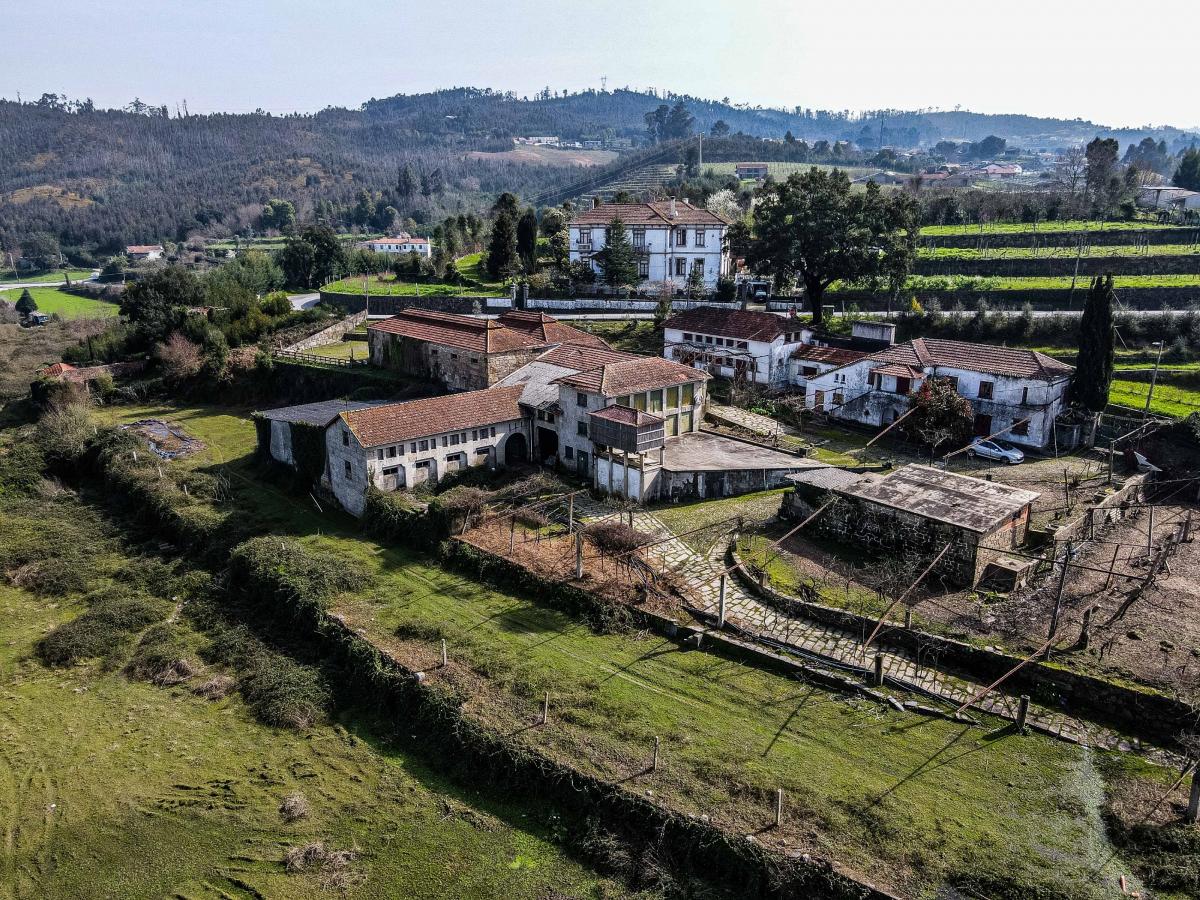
top-left (1, 87), bottom-right (1196, 257)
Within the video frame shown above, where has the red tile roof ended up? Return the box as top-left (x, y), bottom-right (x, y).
top-left (870, 363), bottom-right (925, 380)
top-left (663, 307), bottom-right (795, 342)
top-left (367, 237), bottom-right (429, 245)
top-left (557, 356), bottom-right (709, 397)
top-left (497, 310), bottom-right (611, 349)
top-left (535, 344), bottom-right (636, 370)
top-left (39, 362), bottom-right (77, 377)
top-left (791, 345), bottom-right (866, 366)
top-left (368, 309), bottom-right (607, 355)
top-left (340, 385), bottom-right (525, 448)
top-left (126, 244), bottom-right (163, 254)
top-left (868, 339), bottom-right (1073, 381)
top-left (570, 200), bottom-right (730, 227)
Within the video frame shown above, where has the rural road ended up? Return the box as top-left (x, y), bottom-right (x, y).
top-left (0, 272), bottom-right (99, 291)
top-left (288, 292), bottom-right (321, 310)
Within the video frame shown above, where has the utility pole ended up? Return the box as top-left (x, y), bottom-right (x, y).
top-left (1144, 340), bottom-right (1165, 417)
top-left (698, 132), bottom-right (702, 169)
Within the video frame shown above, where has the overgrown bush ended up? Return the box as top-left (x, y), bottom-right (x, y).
top-left (584, 521), bottom-right (651, 556)
top-left (241, 655), bottom-right (331, 729)
top-left (37, 587), bottom-right (169, 667)
top-left (126, 622), bottom-right (196, 684)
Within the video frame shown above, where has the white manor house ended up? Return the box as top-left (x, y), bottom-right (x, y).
top-left (568, 199), bottom-right (730, 290)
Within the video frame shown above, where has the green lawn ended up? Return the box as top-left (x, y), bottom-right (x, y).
top-left (94, 401), bottom-right (1162, 899)
top-left (1109, 379), bottom-right (1200, 418)
top-left (306, 339), bottom-right (367, 361)
top-left (0, 269), bottom-right (94, 283)
top-left (920, 219), bottom-right (1176, 236)
top-left (323, 275), bottom-right (505, 299)
top-left (0, 286), bottom-right (119, 319)
top-left (919, 243), bottom-right (1200, 261)
top-left (574, 320), bottom-right (661, 354)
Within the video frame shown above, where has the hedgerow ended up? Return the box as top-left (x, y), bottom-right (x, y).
top-left (38, 587), bottom-right (169, 667)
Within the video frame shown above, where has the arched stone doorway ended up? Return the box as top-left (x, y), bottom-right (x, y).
top-left (504, 432), bottom-right (529, 466)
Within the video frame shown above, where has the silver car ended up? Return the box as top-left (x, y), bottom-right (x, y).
top-left (967, 437), bottom-right (1024, 464)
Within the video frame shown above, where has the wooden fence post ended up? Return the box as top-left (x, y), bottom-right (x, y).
top-left (1049, 542), bottom-right (1071, 641)
top-left (440, 639), bottom-right (448, 668)
top-left (774, 788), bottom-right (783, 828)
top-left (1187, 764), bottom-right (1200, 825)
top-left (873, 654), bottom-right (884, 687)
top-left (575, 531), bottom-right (584, 579)
top-left (652, 736), bottom-right (660, 773)
top-left (718, 575), bottom-right (727, 628)
top-left (539, 692), bottom-right (549, 726)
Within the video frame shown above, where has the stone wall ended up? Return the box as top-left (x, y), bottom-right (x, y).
top-left (1045, 471), bottom-right (1149, 545)
top-left (915, 253), bottom-right (1200, 278)
top-left (320, 291), bottom-right (508, 316)
top-left (282, 309), bottom-right (367, 352)
top-left (727, 543), bottom-right (1192, 747)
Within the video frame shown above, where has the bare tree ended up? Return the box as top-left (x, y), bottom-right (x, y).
top-left (1057, 146), bottom-right (1087, 199)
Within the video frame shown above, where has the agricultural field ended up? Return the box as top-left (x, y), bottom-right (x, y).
top-left (0, 269), bottom-right (95, 284)
top-left (86, 401), bottom-right (1191, 899)
top-left (919, 243), bottom-right (1200, 260)
top-left (304, 339), bottom-right (367, 361)
top-left (1109, 379), bottom-right (1200, 418)
top-left (0, 318), bottom-right (112, 399)
top-left (703, 161), bottom-right (875, 180)
top-left (866, 273), bottom-right (1200, 292)
top-left (466, 145), bottom-right (618, 167)
top-left (0, 286), bottom-right (119, 319)
top-left (919, 219), bottom-right (1178, 236)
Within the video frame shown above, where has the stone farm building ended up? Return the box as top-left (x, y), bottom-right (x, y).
top-left (367, 309), bottom-right (610, 392)
top-left (255, 399), bottom-right (385, 470)
top-left (276, 341), bottom-right (814, 516)
top-left (783, 464), bottom-right (1040, 587)
top-left (326, 386), bottom-right (528, 516)
top-left (802, 338), bottom-right (1074, 450)
top-left (568, 199), bottom-right (731, 290)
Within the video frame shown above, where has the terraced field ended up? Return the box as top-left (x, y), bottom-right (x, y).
top-left (920, 220), bottom-right (1180, 236)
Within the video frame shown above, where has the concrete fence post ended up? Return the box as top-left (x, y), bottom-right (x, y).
top-left (1188, 764), bottom-right (1200, 825)
top-left (652, 736), bottom-right (660, 773)
top-left (873, 654), bottom-right (884, 687)
top-left (574, 531), bottom-right (584, 579)
top-left (440, 638), bottom-right (448, 668)
top-left (903, 608), bottom-right (913, 629)
top-left (718, 575), bottom-right (727, 628)
top-left (540, 692), bottom-right (549, 726)
top-left (774, 788), bottom-right (783, 828)
top-left (1017, 695), bottom-right (1030, 733)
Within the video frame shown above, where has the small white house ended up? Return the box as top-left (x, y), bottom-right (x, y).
top-left (568, 200), bottom-right (730, 291)
top-left (363, 235), bottom-right (432, 258)
top-left (126, 244), bottom-right (165, 261)
top-left (662, 307), bottom-right (809, 386)
top-left (803, 338), bottom-right (1074, 450)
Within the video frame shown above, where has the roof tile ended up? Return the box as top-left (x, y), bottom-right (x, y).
top-left (340, 385), bottom-right (525, 448)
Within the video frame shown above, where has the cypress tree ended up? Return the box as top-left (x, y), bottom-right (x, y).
top-left (1072, 275), bottom-right (1115, 412)
top-left (516, 208), bottom-right (539, 272)
top-left (485, 213), bottom-right (518, 280)
top-left (15, 288), bottom-right (38, 316)
top-left (597, 217), bottom-right (638, 288)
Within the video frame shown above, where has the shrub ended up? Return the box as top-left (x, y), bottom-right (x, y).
top-left (240, 656), bottom-right (330, 729)
top-left (126, 623), bottom-right (196, 684)
top-left (38, 587), bottom-right (168, 667)
top-left (36, 398), bottom-right (93, 465)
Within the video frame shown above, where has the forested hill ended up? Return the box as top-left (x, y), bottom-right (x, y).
top-left (1, 87), bottom-right (1195, 258)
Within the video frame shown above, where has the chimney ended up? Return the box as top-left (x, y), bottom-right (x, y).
top-left (591, 196), bottom-right (599, 210)
top-left (669, 197), bottom-right (677, 219)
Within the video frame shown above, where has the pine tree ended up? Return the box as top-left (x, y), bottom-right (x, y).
top-left (485, 213), bottom-right (518, 280)
top-left (1072, 275), bottom-right (1115, 412)
top-left (596, 217), bottom-right (638, 288)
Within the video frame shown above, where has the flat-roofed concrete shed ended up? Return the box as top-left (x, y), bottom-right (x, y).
top-left (783, 464), bottom-right (1040, 587)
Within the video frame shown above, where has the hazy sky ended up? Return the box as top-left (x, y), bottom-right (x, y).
top-left (4, 0), bottom-right (1194, 128)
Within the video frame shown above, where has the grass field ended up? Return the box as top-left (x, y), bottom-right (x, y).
top-left (574, 320), bottom-right (661, 354)
top-left (920, 219), bottom-right (1178, 236)
top-left (306, 339), bottom-right (367, 361)
top-left (0, 286), bottom-right (119, 319)
top-left (93, 401), bottom-right (1169, 899)
top-left (0, 544), bottom-right (631, 899)
top-left (0, 269), bottom-right (95, 284)
top-left (919, 243), bottom-right (1200, 261)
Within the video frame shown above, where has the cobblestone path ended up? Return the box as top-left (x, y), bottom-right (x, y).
top-left (572, 497), bottom-right (1172, 761)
